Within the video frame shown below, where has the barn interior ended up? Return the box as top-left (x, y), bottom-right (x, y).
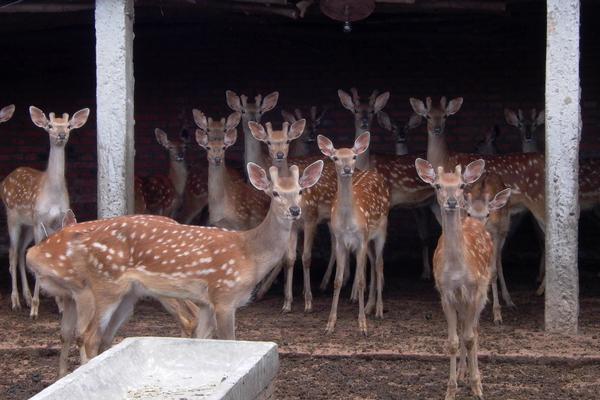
top-left (0, 0), bottom-right (599, 297)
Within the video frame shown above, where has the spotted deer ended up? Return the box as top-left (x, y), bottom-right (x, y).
top-left (415, 157), bottom-right (492, 400)
top-left (318, 132), bottom-right (391, 335)
top-left (26, 161), bottom-right (324, 373)
top-left (1, 106), bottom-right (89, 317)
top-left (135, 128), bottom-right (190, 218)
top-left (465, 174), bottom-right (512, 324)
top-left (193, 109), bottom-right (269, 230)
top-left (226, 90), bottom-right (279, 174)
top-left (338, 88), bottom-right (390, 170)
top-left (0, 104), bottom-right (15, 124)
top-left (281, 106), bottom-right (327, 157)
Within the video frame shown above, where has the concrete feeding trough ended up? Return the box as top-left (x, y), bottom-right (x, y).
top-left (31, 337), bottom-right (279, 400)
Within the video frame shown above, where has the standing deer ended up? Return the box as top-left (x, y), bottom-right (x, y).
top-left (318, 132), bottom-right (391, 335)
top-left (281, 106), bottom-right (327, 157)
top-left (226, 90), bottom-right (279, 174)
top-left (1, 106), bottom-right (89, 317)
top-left (135, 128), bottom-right (190, 218)
top-left (26, 161), bottom-right (324, 373)
top-left (193, 109), bottom-right (269, 230)
top-left (465, 174), bottom-right (512, 323)
top-left (415, 157), bottom-right (492, 400)
top-left (338, 88), bottom-right (390, 170)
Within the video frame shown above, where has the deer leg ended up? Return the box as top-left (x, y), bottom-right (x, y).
top-left (282, 228), bottom-right (298, 313)
top-left (58, 297), bottom-right (77, 378)
top-left (301, 222), bottom-right (317, 312)
top-left (192, 303), bottom-right (216, 339)
top-left (496, 236), bottom-right (515, 308)
top-left (29, 225), bottom-right (47, 319)
top-left (215, 307), bottom-right (236, 340)
top-left (99, 292), bottom-right (137, 354)
top-left (350, 257), bottom-right (360, 302)
top-left (256, 263), bottom-right (282, 300)
top-left (326, 243), bottom-right (347, 335)
top-left (373, 228), bottom-right (386, 319)
top-left (18, 227), bottom-right (34, 307)
top-left (319, 225), bottom-right (337, 291)
top-left (457, 317), bottom-right (467, 383)
top-left (464, 306), bottom-right (484, 399)
top-left (356, 243), bottom-right (368, 336)
top-left (441, 299), bottom-right (459, 400)
top-left (159, 298), bottom-right (199, 338)
top-left (7, 218), bottom-right (22, 310)
top-left (365, 244), bottom-right (376, 316)
top-left (413, 208), bottom-right (432, 280)
top-left (489, 243), bottom-right (502, 325)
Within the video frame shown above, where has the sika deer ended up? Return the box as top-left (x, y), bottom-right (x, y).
top-left (504, 108), bottom-right (544, 153)
top-left (318, 132), bottom-right (391, 335)
top-left (415, 157), bottom-right (492, 400)
top-left (465, 174), bottom-right (512, 323)
top-left (475, 125), bottom-right (500, 155)
top-left (226, 90), bottom-right (279, 173)
top-left (26, 161), bottom-right (324, 372)
top-left (193, 109), bottom-right (269, 230)
top-left (281, 106), bottom-right (327, 157)
top-left (1, 106), bottom-right (89, 317)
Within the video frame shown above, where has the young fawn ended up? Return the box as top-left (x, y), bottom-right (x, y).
top-left (1, 106), bottom-right (89, 317)
top-left (193, 109), bottom-right (269, 230)
top-left (26, 161), bottom-right (324, 374)
top-left (415, 157), bottom-right (492, 400)
top-left (465, 173), bottom-right (512, 323)
top-left (135, 128), bottom-right (190, 218)
top-left (318, 132), bottom-right (391, 335)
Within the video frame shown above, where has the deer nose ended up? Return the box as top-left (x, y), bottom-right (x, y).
top-left (213, 156), bottom-right (222, 165)
top-left (289, 206), bottom-right (301, 217)
top-left (433, 127), bottom-right (442, 135)
top-left (343, 166), bottom-right (352, 175)
top-left (360, 117), bottom-right (369, 128)
top-left (447, 198), bottom-right (458, 209)
top-left (276, 151), bottom-right (284, 160)
top-left (58, 133), bottom-right (67, 140)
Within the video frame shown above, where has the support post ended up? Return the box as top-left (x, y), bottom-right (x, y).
top-left (95, 0), bottom-right (135, 218)
top-left (544, 0), bottom-right (581, 334)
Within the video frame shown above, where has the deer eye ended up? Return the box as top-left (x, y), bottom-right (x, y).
top-left (48, 124), bottom-right (53, 129)
top-left (352, 155), bottom-right (357, 160)
top-left (273, 191), bottom-right (279, 197)
top-left (333, 156), bottom-right (338, 161)
top-left (266, 141), bottom-right (271, 145)
top-left (206, 146), bottom-right (211, 150)
top-left (222, 146), bottom-right (226, 150)
top-left (286, 140), bottom-right (291, 144)
top-left (299, 190), bottom-right (303, 195)
top-left (435, 184), bottom-right (441, 190)
top-left (486, 213), bottom-right (490, 218)
top-left (460, 184), bottom-right (466, 189)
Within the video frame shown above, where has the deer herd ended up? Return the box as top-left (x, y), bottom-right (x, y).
top-left (0, 89), bottom-right (596, 399)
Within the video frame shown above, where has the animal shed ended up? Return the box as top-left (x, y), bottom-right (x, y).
top-left (0, 0), bottom-right (599, 398)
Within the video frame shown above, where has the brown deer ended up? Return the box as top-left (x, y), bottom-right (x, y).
top-left (26, 161), bottom-right (324, 373)
top-left (1, 106), bottom-right (89, 317)
top-left (415, 157), bottom-right (492, 400)
top-left (193, 109), bottom-right (269, 230)
top-left (0, 104), bottom-right (15, 124)
top-left (135, 128), bottom-right (190, 218)
top-left (226, 90), bottom-right (279, 173)
top-left (338, 88), bottom-right (390, 170)
top-left (504, 108), bottom-right (544, 154)
top-left (318, 132), bottom-right (391, 335)
top-left (465, 173), bottom-right (513, 324)
top-left (281, 106), bottom-right (327, 157)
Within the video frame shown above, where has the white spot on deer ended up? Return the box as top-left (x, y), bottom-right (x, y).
top-left (200, 257), bottom-right (212, 263)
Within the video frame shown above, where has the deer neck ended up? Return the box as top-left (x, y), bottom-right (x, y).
top-left (44, 143), bottom-right (66, 191)
top-left (168, 160), bottom-right (188, 197)
top-left (243, 116), bottom-right (266, 171)
top-left (355, 125), bottom-right (370, 170)
top-left (427, 132), bottom-right (450, 170)
top-left (522, 140), bottom-right (539, 154)
top-left (271, 157), bottom-right (289, 177)
top-left (207, 160), bottom-right (229, 217)
top-left (395, 142), bottom-right (409, 156)
top-left (243, 206), bottom-right (294, 283)
top-left (334, 174), bottom-right (356, 223)
top-left (440, 208), bottom-right (466, 272)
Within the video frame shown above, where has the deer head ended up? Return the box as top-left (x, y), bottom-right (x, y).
top-left (317, 132), bottom-right (370, 177)
top-left (415, 158), bottom-right (485, 211)
top-left (29, 106), bottom-right (90, 146)
top-left (281, 106), bottom-right (327, 143)
top-left (504, 108), bottom-right (544, 144)
top-left (0, 104), bottom-right (15, 123)
top-left (226, 90), bottom-right (279, 124)
top-left (475, 126), bottom-right (500, 155)
top-left (193, 109), bottom-right (241, 166)
top-left (155, 128), bottom-right (190, 163)
top-left (409, 96), bottom-right (463, 136)
top-left (247, 159), bottom-right (323, 220)
top-left (466, 179), bottom-right (512, 222)
top-left (338, 88), bottom-right (390, 131)
top-left (248, 119), bottom-right (306, 162)
top-left (377, 111), bottom-right (422, 144)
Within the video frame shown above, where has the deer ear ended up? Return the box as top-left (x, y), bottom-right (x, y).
top-left (0, 104), bottom-right (15, 123)
top-left (338, 89), bottom-right (355, 112)
top-left (317, 134), bottom-right (335, 157)
top-left (226, 90), bottom-right (242, 112)
top-left (224, 128), bottom-right (237, 147)
top-left (225, 112), bottom-right (241, 130)
top-left (192, 109), bottom-right (208, 131)
top-left (373, 92), bottom-right (390, 113)
top-left (463, 159), bottom-right (485, 184)
top-left (409, 98), bottom-right (428, 117)
top-left (377, 111), bottom-right (392, 131)
top-left (69, 108), bottom-right (90, 129)
top-left (415, 158), bottom-right (436, 185)
top-left (248, 121), bottom-right (267, 141)
top-left (155, 128), bottom-right (169, 148)
top-left (260, 92), bottom-right (279, 113)
top-left (353, 132), bottom-right (370, 155)
top-left (281, 110), bottom-right (296, 124)
top-left (195, 129), bottom-right (209, 148)
top-left (288, 119), bottom-right (306, 140)
top-left (445, 97), bottom-right (463, 116)
top-left (61, 209), bottom-right (77, 229)
top-left (247, 162), bottom-right (271, 191)
top-left (299, 160), bottom-right (324, 189)
top-left (29, 106), bottom-right (49, 128)
top-left (407, 113), bottom-right (423, 130)
top-left (535, 109), bottom-right (545, 126)
top-left (489, 188), bottom-right (511, 211)
top-left (504, 108), bottom-right (519, 127)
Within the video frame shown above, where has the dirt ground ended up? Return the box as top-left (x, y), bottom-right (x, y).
top-left (0, 272), bottom-right (599, 400)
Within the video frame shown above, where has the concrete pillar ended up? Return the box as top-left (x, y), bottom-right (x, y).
top-left (544, 0), bottom-right (581, 334)
top-left (95, 0), bottom-right (135, 218)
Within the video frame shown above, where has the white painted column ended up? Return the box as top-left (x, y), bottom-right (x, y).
top-left (544, 0), bottom-right (581, 334)
top-left (95, 0), bottom-right (135, 218)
